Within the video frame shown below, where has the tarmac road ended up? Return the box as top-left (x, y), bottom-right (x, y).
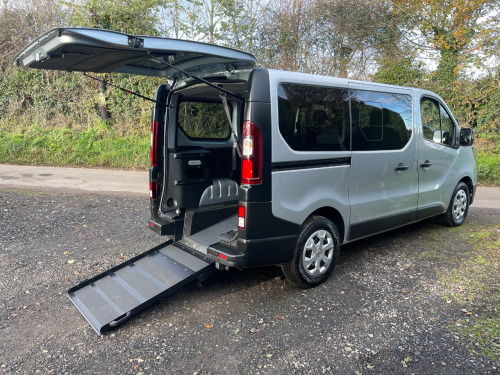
top-left (0, 163), bottom-right (498, 208)
top-left (0, 164), bottom-right (499, 374)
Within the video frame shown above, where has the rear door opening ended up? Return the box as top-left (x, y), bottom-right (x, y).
top-left (153, 80), bottom-right (249, 256)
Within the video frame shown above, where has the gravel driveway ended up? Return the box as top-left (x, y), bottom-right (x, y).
top-left (1, 187), bottom-right (499, 374)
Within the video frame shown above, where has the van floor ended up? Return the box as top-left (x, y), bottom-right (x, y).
top-left (179, 214), bottom-right (237, 255)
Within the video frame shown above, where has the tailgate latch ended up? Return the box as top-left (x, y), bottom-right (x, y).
top-left (128, 36), bottom-right (144, 48)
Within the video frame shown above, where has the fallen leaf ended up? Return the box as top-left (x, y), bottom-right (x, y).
top-left (277, 315), bottom-right (285, 320)
top-left (232, 328), bottom-right (240, 335)
top-left (430, 318), bottom-right (437, 322)
top-left (204, 323), bottom-right (213, 329)
top-left (63, 251), bottom-right (69, 255)
top-left (68, 260), bottom-right (75, 264)
top-left (266, 354), bottom-right (272, 358)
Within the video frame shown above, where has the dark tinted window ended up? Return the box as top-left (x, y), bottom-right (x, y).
top-left (278, 83), bottom-right (349, 151)
top-left (178, 100), bottom-right (230, 139)
top-left (421, 97), bottom-right (455, 147)
top-left (351, 90), bottom-right (413, 151)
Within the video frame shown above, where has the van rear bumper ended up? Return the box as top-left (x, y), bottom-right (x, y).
top-left (207, 235), bottom-right (296, 268)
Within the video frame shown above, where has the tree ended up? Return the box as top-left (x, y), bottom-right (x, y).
top-left (64, 0), bottom-right (163, 122)
top-left (257, 0), bottom-right (314, 72)
top-left (390, 0), bottom-right (500, 94)
top-left (66, 0), bottom-right (162, 36)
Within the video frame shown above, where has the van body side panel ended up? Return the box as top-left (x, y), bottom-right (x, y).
top-left (457, 146), bottom-right (478, 188)
top-left (271, 166), bottom-right (351, 227)
top-left (268, 71), bottom-right (352, 241)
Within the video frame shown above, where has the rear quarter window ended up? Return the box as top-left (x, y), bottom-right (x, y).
top-left (278, 83), bottom-right (350, 151)
top-left (178, 100), bottom-right (230, 140)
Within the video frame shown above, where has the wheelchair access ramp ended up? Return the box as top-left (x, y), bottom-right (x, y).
top-left (68, 241), bottom-right (215, 335)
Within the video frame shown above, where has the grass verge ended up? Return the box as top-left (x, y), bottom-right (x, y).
top-left (0, 124), bottom-right (149, 169)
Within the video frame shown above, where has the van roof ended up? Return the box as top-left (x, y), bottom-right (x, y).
top-left (266, 68), bottom-right (442, 100)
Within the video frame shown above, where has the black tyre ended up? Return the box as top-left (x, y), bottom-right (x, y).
top-left (282, 215), bottom-right (340, 288)
top-left (439, 182), bottom-right (470, 227)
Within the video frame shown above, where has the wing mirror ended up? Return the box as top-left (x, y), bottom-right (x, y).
top-left (459, 128), bottom-right (474, 146)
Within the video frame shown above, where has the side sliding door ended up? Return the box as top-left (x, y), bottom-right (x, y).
top-left (348, 85), bottom-right (417, 240)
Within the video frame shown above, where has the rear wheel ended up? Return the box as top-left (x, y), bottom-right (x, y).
top-left (282, 216), bottom-right (340, 288)
top-left (439, 182), bottom-right (470, 227)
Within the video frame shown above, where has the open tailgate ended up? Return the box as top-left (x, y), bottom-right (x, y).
top-left (14, 27), bottom-right (256, 78)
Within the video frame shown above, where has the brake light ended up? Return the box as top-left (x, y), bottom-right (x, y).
top-left (238, 205), bottom-right (246, 229)
top-left (241, 121), bottom-right (262, 184)
top-left (150, 121), bottom-right (158, 167)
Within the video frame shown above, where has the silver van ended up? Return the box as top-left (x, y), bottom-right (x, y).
top-left (16, 28), bottom-right (477, 333)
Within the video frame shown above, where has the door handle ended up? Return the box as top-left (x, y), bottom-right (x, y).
top-left (395, 163), bottom-right (409, 171)
top-left (420, 160), bottom-right (432, 168)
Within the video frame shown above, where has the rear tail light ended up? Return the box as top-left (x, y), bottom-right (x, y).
top-left (241, 121), bottom-right (262, 184)
top-left (150, 181), bottom-right (158, 199)
top-left (238, 205), bottom-right (246, 229)
top-left (150, 121), bottom-right (158, 167)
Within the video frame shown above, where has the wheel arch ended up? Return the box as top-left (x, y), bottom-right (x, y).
top-left (459, 176), bottom-right (475, 204)
top-left (308, 207), bottom-right (346, 243)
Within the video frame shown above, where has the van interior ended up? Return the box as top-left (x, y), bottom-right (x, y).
top-left (155, 80), bottom-right (247, 256)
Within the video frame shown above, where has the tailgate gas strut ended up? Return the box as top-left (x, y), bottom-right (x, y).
top-left (148, 55), bottom-right (245, 101)
top-left (219, 93), bottom-right (241, 157)
top-left (83, 73), bottom-right (166, 107)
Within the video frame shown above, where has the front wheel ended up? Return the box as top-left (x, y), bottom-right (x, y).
top-left (282, 216), bottom-right (340, 288)
top-left (439, 182), bottom-right (470, 227)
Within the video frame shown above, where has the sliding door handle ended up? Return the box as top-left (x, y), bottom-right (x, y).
top-left (420, 160), bottom-right (432, 168)
top-left (395, 163), bottom-right (409, 171)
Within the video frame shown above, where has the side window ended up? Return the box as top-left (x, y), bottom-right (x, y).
top-left (421, 98), bottom-right (440, 142)
top-left (178, 100), bottom-right (230, 140)
top-left (351, 90), bottom-right (413, 151)
top-left (440, 105), bottom-right (455, 146)
top-left (420, 97), bottom-right (455, 147)
top-left (278, 83), bottom-right (349, 151)
top-left (359, 102), bottom-right (383, 141)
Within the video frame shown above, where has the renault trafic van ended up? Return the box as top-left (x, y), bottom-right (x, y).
top-left (15, 28), bottom-right (477, 333)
